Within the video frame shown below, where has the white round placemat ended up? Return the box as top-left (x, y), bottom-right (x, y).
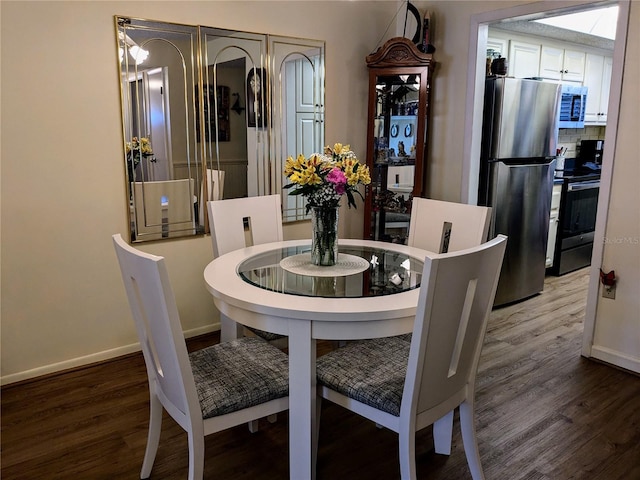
top-left (280, 253), bottom-right (370, 277)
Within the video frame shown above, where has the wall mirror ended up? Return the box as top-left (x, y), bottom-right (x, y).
top-left (268, 36), bottom-right (325, 222)
top-left (116, 17), bottom-right (325, 243)
top-left (363, 37), bottom-right (434, 244)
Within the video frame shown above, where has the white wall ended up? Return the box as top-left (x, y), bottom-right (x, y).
top-left (0, 0), bottom-right (392, 383)
top-left (2, 0), bottom-right (638, 383)
top-left (590, 0), bottom-right (640, 372)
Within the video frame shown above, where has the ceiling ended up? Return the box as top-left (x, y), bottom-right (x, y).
top-left (534, 6), bottom-right (618, 40)
top-left (491, 5), bottom-right (618, 52)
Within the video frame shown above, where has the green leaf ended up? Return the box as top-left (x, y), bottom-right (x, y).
top-left (346, 190), bottom-right (357, 209)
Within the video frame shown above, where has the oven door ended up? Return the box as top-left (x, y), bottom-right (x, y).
top-left (561, 180), bottom-right (600, 237)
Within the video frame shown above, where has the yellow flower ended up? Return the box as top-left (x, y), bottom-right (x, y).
top-left (298, 168), bottom-right (322, 185)
top-left (325, 143), bottom-right (351, 158)
top-left (338, 143), bottom-right (351, 154)
top-left (347, 165), bottom-right (368, 186)
top-left (284, 141), bottom-right (369, 209)
top-left (284, 155), bottom-right (296, 175)
top-left (140, 137), bottom-right (153, 154)
top-left (308, 172), bottom-right (323, 185)
top-left (289, 171), bottom-right (304, 184)
top-left (307, 153), bottom-right (323, 167)
top-left (358, 167), bottom-right (371, 185)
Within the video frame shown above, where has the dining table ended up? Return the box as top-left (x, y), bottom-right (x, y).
top-left (203, 238), bottom-right (433, 479)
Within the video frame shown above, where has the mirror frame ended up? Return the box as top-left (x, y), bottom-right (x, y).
top-left (115, 16), bottom-right (325, 243)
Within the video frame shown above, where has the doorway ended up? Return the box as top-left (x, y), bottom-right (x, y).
top-left (462, 1), bottom-right (631, 358)
top-left (146, 67), bottom-right (172, 181)
top-left (127, 67), bottom-right (172, 182)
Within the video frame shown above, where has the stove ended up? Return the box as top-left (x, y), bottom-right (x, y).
top-left (549, 170), bottom-right (601, 275)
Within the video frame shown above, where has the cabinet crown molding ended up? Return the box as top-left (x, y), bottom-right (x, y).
top-left (367, 37), bottom-right (434, 68)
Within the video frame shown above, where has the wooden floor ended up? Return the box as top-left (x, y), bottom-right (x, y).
top-left (2, 268), bottom-right (639, 479)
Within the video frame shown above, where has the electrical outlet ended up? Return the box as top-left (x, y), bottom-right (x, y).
top-left (602, 284), bottom-right (616, 299)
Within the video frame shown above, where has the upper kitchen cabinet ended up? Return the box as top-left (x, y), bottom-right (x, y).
top-left (363, 37), bottom-right (435, 244)
top-left (489, 27), bottom-right (614, 125)
top-left (508, 40), bottom-right (541, 78)
top-left (487, 37), bottom-right (508, 57)
top-left (539, 46), bottom-right (585, 83)
top-left (584, 53), bottom-right (613, 124)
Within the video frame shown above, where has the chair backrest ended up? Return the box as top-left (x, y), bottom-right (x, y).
top-left (401, 235), bottom-right (507, 420)
top-left (207, 194), bottom-right (283, 257)
top-left (199, 169), bottom-right (226, 222)
top-left (407, 197), bottom-right (491, 254)
top-left (112, 234), bottom-right (200, 423)
top-left (133, 179), bottom-right (195, 241)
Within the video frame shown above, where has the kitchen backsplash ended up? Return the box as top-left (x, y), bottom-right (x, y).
top-left (558, 125), bottom-right (606, 158)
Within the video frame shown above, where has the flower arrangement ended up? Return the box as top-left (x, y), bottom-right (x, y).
top-left (284, 143), bottom-right (371, 212)
top-left (126, 137), bottom-right (154, 167)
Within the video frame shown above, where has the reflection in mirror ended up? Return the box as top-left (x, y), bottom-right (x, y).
top-left (116, 18), bottom-right (325, 243)
top-left (117, 18), bottom-right (201, 242)
top-left (270, 36), bottom-right (325, 222)
top-left (200, 27), bottom-right (268, 204)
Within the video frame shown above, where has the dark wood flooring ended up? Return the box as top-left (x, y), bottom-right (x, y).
top-left (2, 268), bottom-right (640, 479)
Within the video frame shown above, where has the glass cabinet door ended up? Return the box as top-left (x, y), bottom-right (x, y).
top-left (363, 38), bottom-right (435, 243)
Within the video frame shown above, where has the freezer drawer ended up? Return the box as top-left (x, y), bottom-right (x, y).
top-left (488, 160), bottom-right (555, 306)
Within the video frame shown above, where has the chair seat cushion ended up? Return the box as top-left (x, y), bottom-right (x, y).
top-left (316, 337), bottom-right (410, 416)
top-left (190, 337), bottom-right (289, 419)
top-left (395, 333), bottom-right (412, 342)
top-left (247, 326), bottom-right (286, 342)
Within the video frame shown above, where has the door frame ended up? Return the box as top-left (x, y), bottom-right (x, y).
top-left (146, 67), bottom-right (173, 181)
top-left (460, 0), bottom-right (631, 358)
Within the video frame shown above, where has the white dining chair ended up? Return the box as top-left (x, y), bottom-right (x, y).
top-left (112, 234), bottom-right (289, 480)
top-left (407, 197), bottom-right (492, 254)
top-left (316, 235), bottom-right (507, 480)
top-left (402, 197), bottom-right (494, 448)
top-left (198, 168), bottom-right (225, 224)
top-left (207, 194), bottom-right (286, 344)
top-left (132, 179), bottom-right (196, 241)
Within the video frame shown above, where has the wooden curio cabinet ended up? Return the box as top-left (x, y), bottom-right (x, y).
top-left (363, 37), bottom-right (435, 243)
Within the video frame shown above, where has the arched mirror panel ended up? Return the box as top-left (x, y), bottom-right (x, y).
top-left (117, 18), bottom-right (201, 242)
top-left (199, 27), bottom-right (268, 223)
top-left (116, 17), bottom-right (325, 243)
top-left (269, 36), bottom-right (325, 222)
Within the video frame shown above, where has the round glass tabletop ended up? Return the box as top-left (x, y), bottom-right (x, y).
top-left (238, 244), bottom-right (424, 298)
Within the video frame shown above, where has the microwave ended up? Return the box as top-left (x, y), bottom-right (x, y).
top-left (558, 84), bottom-right (588, 128)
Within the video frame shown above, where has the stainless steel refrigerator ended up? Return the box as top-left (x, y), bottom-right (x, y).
top-left (479, 77), bottom-right (560, 306)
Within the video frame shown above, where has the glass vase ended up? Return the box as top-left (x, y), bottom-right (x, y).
top-left (311, 206), bottom-right (339, 266)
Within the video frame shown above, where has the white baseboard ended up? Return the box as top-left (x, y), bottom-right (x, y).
top-left (589, 345), bottom-right (640, 374)
top-left (1, 323), bottom-right (220, 386)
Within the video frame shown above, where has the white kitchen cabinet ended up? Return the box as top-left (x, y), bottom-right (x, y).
top-left (486, 38), bottom-right (508, 75)
top-left (539, 46), bottom-right (585, 83)
top-left (584, 53), bottom-right (613, 124)
top-left (546, 183), bottom-right (562, 268)
top-left (508, 40), bottom-right (541, 78)
top-left (487, 37), bottom-right (508, 57)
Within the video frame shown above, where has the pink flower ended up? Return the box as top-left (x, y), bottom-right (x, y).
top-left (326, 167), bottom-right (347, 195)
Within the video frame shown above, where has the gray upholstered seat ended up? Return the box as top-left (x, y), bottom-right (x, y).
top-left (316, 337), bottom-right (409, 416)
top-left (190, 337), bottom-right (289, 419)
